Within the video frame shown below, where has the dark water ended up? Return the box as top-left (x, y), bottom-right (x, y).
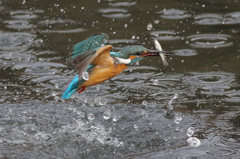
top-left (0, 0), bottom-right (240, 158)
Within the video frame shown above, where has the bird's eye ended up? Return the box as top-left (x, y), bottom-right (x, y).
top-left (136, 52), bottom-right (142, 55)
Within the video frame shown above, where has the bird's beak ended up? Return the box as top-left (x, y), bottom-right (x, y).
top-left (139, 50), bottom-right (173, 57)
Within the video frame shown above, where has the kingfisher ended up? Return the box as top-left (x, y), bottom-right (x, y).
top-left (62, 33), bottom-right (172, 99)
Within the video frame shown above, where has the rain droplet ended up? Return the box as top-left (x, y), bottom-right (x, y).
top-left (147, 23), bottom-right (153, 30)
top-left (153, 79), bottom-right (158, 85)
top-left (82, 72), bottom-right (89, 80)
top-left (113, 115), bottom-right (121, 122)
top-left (134, 124), bottom-right (138, 129)
top-left (187, 127), bottom-right (195, 137)
top-left (187, 137), bottom-right (201, 147)
top-left (103, 109), bottom-right (111, 120)
top-left (142, 100), bottom-right (148, 105)
top-left (174, 115), bottom-right (182, 124)
top-left (87, 113), bottom-right (95, 121)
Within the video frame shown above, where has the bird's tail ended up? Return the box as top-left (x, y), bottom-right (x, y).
top-left (62, 75), bottom-right (80, 99)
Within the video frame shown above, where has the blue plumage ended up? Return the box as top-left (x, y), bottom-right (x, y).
top-left (62, 75), bottom-right (81, 99)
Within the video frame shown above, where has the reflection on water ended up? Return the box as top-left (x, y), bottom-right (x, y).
top-left (0, 0), bottom-right (240, 158)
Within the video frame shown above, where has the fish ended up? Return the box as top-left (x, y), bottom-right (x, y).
top-left (154, 39), bottom-right (168, 66)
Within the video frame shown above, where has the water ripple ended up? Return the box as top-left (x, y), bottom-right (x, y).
top-left (10, 10), bottom-right (38, 19)
top-left (38, 19), bottom-right (85, 34)
top-left (108, 1), bottom-right (136, 7)
top-left (182, 72), bottom-right (236, 96)
top-left (174, 49), bottom-right (197, 56)
top-left (150, 30), bottom-right (181, 41)
top-left (194, 13), bottom-right (222, 25)
top-left (187, 34), bottom-right (233, 48)
top-left (158, 9), bottom-right (191, 19)
top-left (223, 12), bottom-right (240, 24)
top-left (98, 8), bottom-right (131, 19)
top-left (0, 32), bottom-right (36, 50)
top-left (4, 20), bottom-right (34, 30)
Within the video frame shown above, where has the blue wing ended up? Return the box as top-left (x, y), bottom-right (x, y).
top-left (72, 33), bottom-right (109, 59)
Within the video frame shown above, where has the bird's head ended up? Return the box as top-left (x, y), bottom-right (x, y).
top-left (110, 45), bottom-right (171, 65)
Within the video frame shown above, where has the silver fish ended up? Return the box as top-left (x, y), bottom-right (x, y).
top-left (154, 39), bottom-right (168, 66)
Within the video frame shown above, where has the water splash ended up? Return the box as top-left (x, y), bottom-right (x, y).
top-left (187, 137), bottom-right (201, 147)
top-left (187, 127), bottom-right (195, 137)
top-left (82, 72), bottom-right (89, 80)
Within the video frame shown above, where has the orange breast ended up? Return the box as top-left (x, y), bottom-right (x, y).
top-left (81, 63), bottom-right (129, 87)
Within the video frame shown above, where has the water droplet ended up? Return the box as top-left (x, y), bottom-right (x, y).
top-left (142, 100), bottom-right (148, 105)
top-left (113, 115), bottom-right (121, 122)
top-left (99, 98), bottom-right (107, 106)
top-left (147, 23), bottom-right (153, 30)
top-left (103, 109), bottom-right (111, 120)
top-left (135, 61), bottom-right (139, 65)
top-left (82, 72), bottom-right (89, 80)
top-left (153, 79), bottom-right (158, 85)
top-left (55, 84), bottom-right (59, 89)
top-left (173, 94), bottom-right (178, 99)
top-left (134, 124), bottom-right (138, 129)
top-left (52, 92), bottom-right (56, 96)
top-left (187, 127), bottom-right (195, 137)
top-left (87, 113), bottom-right (95, 121)
top-left (124, 24), bottom-right (128, 28)
top-left (154, 20), bottom-right (159, 24)
top-left (174, 115), bottom-right (182, 124)
top-left (187, 137), bottom-right (201, 147)
top-left (132, 35), bottom-right (135, 39)
top-left (4, 86), bottom-right (7, 89)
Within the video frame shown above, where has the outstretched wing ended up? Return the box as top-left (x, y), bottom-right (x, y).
top-left (72, 33), bottom-right (109, 59)
top-left (72, 45), bottom-right (113, 78)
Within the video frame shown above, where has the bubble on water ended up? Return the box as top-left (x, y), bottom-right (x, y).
top-left (88, 98), bottom-right (95, 107)
top-left (94, 97), bottom-right (100, 106)
top-left (84, 98), bottom-right (88, 104)
top-left (99, 98), bottom-right (107, 106)
top-left (87, 113), bottom-right (95, 121)
top-left (176, 127), bottom-right (180, 131)
top-left (113, 115), bottom-right (121, 122)
top-left (142, 100), bottom-right (148, 105)
top-left (187, 127), bottom-right (195, 137)
top-left (153, 79), bottom-right (158, 85)
top-left (103, 109), bottom-right (111, 120)
top-left (77, 110), bottom-right (85, 118)
top-left (174, 115), bottom-right (182, 124)
top-left (82, 72), bottom-right (89, 80)
top-left (187, 137), bottom-right (201, 147)
top-left (147, 23), bottom-right (153, 30)
top-left (134, 124), bottom-right (138, 129)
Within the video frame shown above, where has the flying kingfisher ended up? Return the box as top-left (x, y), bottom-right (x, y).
top-left (62, 33), bottom-right (172, 99)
